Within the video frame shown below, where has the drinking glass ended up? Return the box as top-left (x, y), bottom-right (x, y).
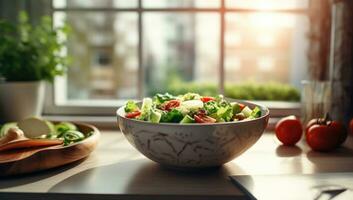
top-left (301, 80), bottom-right (331, 125)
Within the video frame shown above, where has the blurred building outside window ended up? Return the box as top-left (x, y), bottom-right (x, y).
top-left (48, 0), bottom-right (308, 115)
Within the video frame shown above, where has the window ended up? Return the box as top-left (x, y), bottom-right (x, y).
top-left (46, 0), bottom-right (308, 115)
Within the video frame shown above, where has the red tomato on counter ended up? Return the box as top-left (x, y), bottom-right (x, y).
top-left (275, 115), bottom-right (303, 146)
top-left (305, 118), bottom-right (319, 135)
top-left (305, 116), bottom-right (347, 152)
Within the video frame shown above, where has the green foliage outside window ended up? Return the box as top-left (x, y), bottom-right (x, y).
top-left (149, 78), bottom-right (300, 102)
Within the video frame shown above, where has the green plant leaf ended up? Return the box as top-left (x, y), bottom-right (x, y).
top-left (0, 11), bottom-right (70, 82)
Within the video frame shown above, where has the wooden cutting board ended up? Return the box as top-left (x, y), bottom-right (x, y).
top-left (0, 122), bottom-right (100, 177)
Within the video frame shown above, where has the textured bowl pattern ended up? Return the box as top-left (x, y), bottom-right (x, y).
top-left (117, 101), bottom-right (269, 168)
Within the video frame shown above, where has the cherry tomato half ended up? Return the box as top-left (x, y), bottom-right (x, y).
top-left (162, 100), bottom-right (180, 111)
top-left (194, 115), bottom-right (216, 123)
top-left (125, 111), bottom-right (141, 118)
top-left (200, 96), bottom-right (215, 103)
top-left (306, 120), bottom-right (347, 152)
top-left (275, 115), bottom-right (303, 146)
top-left (238, 103), bottom-right (246, 111)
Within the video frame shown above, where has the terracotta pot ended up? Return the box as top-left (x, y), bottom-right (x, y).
top-left (0, 81), bottom-right (45, 123)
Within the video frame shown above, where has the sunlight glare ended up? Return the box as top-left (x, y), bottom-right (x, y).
top-left (250, 13), bottom-right (296, 28)
top-left (226, 57), bottom-right (241, 71)
top-left (258, 57), bottom-right (274, 72)
top-left (225, 33), bottom-right (242, 46)
top-left (257, 34), bottom-right (275, 46)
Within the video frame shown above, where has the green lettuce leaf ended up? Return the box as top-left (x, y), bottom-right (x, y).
top-left (138, 98), bottom-right (153, 121)
top-left (204, 98), bottom-right (233, 122)
top-left (124, 100), bottom-right (139, 113)
top-left (181, 93), bottom-right (201, 101)
top-left (204, 101), bottom-right (218, 114)
top-left (153, 93), bottom-right (176, 105)
top-left (216, 106), bottom-right (233, 122)
top-left (160, 109), bottom-right (184, 123)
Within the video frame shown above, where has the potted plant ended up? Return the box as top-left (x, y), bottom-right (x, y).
top-left (0, 12), bottom-right (69, 123)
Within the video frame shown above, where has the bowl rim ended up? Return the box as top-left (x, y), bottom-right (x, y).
top-left (116, 99), bottom-right (270, 126)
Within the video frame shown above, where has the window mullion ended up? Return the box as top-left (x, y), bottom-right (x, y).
top-left (138, 0), bottom-right (143, 99)
top-left (219, 0), bottom-right (225, 94)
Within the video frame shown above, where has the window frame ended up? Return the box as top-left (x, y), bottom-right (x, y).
top-left (45, 0), bottom-right (307, 116)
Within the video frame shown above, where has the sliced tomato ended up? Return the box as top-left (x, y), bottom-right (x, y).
top-left (196, 109), bottom-right (207, 116)
top-left (125, 111), bottom-right (141, 118)
top-left (194, 115), bottom-right (216, 123)
top-left (238, 103), bottom-right (246, 111)
top-left (200, 96), bottom-right (215, 103)
top-left (161, 100), bottom-right (180, 111)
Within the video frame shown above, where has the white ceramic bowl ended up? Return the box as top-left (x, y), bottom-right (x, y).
top-left (117, 100), bottom-right (269, 169)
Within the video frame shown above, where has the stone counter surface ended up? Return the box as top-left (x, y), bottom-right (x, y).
top-left (1, 131), bottom-right (353, 200)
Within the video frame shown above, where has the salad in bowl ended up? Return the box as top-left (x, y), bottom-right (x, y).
top-left (123, 93), bottom-right (261, 124)
top-left (117, 92), bottom-right (269, 168)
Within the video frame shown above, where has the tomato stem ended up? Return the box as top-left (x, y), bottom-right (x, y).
top-left (324, 112), bottom-right (331, 125)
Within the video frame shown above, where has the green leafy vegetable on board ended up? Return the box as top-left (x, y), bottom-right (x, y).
top-left (55, 122), bottom-right (77, 136)
top-left (62, 130), bottom-right (85, 146)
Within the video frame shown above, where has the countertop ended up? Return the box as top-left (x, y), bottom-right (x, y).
top-left (1, 130), bottom-right (353, 200)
